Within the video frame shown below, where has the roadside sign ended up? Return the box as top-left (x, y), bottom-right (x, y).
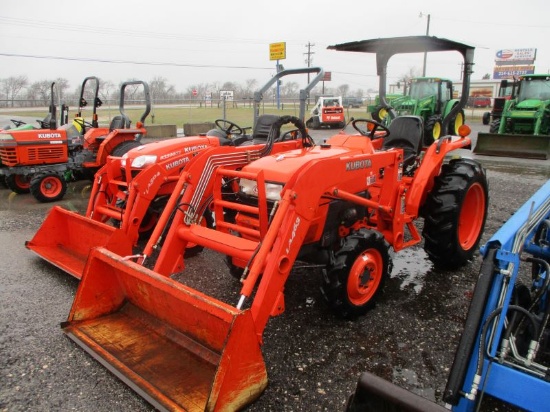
top-left (220, 90), bottom-right (234, 101)
top-left (192, 89), bottom-right (198, 96)
top-left (323, 72), bottom-right (332, 81)
top-left (270, 42), bottom-right (286, 61)
top-left (493, 65), bottom-right (535, 79)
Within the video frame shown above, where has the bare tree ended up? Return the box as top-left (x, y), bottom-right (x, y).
top-left (281, 81), bottom-right (299, 98)
top-left (337, 84), bottom-right (350, 96)
top-left (26, 80), bottom-right (52, 107)
top-left (1, 76), bottom-right (28, 107)
top-left (243, 78), bottom-right (258, 98)
top-left (150, 76), bottom-right (176, 102)
top-left (54, 77), bottom-right (70, 103)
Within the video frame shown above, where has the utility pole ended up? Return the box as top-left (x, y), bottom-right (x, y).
top-left (419, 12), bottom-right (431, 77)
top-left (304, 42), bottom-right (315, 84)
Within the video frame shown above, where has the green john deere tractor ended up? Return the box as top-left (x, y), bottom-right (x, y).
top-left (370, 76), bottom-right (465, 145)
top-left (475, 74), bottom-right (550, 159)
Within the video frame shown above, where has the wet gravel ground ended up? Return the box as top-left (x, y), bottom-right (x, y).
top-left (1, 125), bottom-right (549, 412)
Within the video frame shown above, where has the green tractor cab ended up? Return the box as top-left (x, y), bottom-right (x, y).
top-left (475, 74), bottom-right (550, 159)
top-left (371, 77), bottom-right (463, 145)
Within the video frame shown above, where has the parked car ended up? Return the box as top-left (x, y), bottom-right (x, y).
top-left (467, 96), bottom-right (492, 108)
top-left (342, 96), bottom-right (363, 108)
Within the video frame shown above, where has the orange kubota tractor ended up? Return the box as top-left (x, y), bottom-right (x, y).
top-left (26, 67), bottom-right (325, 278)
top-left (0, 81), bottom-right (80, 193)
top-left (54, 37), bottom-right (488, 411)
top-left (0, 78), bottom-right (150, 202)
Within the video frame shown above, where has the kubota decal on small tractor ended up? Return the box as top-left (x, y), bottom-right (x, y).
top-left (0, 78), bottom-right (150, 202)
top-left (47, 36), bottom-right (489, 411)
top-left (26, 67), bottom-right (325, 278)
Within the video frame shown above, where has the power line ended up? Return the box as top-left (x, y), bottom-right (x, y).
top-left (0, 52), bottom-right (274, 71)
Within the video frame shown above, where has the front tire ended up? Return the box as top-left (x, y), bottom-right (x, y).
top-left (30, 172), bottom-right (67, 203)
top-left (6, 174), bottom-right (31, 194)
top-left (489, 118), bottom-right (500, 134)
top-left (448, 109), bottom-right (465, 135)
top-left (321, 229), bottom-right (391, 319)
top-left (422, 158), bottom-right (488, 269)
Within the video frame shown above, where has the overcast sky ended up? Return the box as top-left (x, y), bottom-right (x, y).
top-left (1, 0), bottom-right (549, 95)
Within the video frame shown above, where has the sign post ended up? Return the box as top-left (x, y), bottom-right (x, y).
top-left (270, 42), bottom-right (286, 109)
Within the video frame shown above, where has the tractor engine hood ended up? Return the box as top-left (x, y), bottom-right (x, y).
top-left (120, 135), bottom-right (219, 169)
top-left (515, 99), bottom-right (545, 111)
top-left (242, 142), bottom-right (369, 184)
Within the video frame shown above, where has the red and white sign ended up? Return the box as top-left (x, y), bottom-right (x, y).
top-left (192, 89), bottom-right (198, 96)
top-left (495, 48), bottom-right (537, 63)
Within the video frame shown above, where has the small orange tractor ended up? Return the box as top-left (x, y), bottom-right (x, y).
top-left (0, 78), bottom-right (150, 202)
top-left (26, 67), bottom-right (325, 278)
top-left (52, 37), bottom-right (489, 411)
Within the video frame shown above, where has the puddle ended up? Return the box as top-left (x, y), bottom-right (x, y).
top-left (390, 248), bottom-right (433, 293)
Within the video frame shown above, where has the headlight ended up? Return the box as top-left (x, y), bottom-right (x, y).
top-left (0, 133), bottom-right (14, 141)
top-left (130, 155), bottom-right (158, 168)
top-left (239, 178), bottom-right (257, 196)
top-left (239, 178), bottom-right (283, 201)
top-left (265, 183), bottom-right (283, 201)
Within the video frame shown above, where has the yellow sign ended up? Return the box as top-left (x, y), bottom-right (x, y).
top-left (269, 42), bottom-right (286, 61)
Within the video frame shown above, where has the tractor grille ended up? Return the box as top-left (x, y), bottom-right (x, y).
top-left (0, 147), bottom-right (17, 166)
top-left (27, 146), bottom-right (66, 162)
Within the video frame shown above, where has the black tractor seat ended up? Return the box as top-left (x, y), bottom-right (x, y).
top-left (382, 115), bottom-right (423, 172)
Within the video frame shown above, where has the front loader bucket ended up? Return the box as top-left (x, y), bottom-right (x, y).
top-left (474, 132), bottom-right (550, 159)
top-left (62, 247), bottom-right (268, 411)
top-left (26, 206), bottom-right (133, 279)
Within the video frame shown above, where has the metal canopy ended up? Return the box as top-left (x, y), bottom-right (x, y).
top-left (328, 35), bottom-right (474, 76)
top-left (327, 36), bottom-right (475, 131)
top-left (328, 35), bottom-right (474, 56)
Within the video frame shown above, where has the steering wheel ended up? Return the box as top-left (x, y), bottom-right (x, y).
top-left (10, 119), bottom-right (26, 127)
top-left (36, 119), bottom-right (50, 129)
top-left (215, 119), bottom-right (245, 136)
top-left (352, 118), bottom-right (390, 140)
top-left (280, 129), bottom-right (301, 141)
top-left (271, 115), bottom-right (312, 147)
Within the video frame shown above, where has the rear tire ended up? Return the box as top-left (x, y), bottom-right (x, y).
top-left (321, 229), bottom-right (391, 319)
top-left (111, 140), bottom-right (142, 157)
top-left (30, 172), bottom-right (67, 203)
top-left (6, 174), bottom-right (31, 194)
top-left (422, 158), bottom-right (488, 269)
top-left (424, 115), bottom-right (443, 145)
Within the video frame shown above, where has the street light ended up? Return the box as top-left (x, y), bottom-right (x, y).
top-left (419, 12), bottom-right (431, 76)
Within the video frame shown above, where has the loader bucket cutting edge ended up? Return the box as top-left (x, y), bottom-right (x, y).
top-left (26, 206), bottom-right (134, 279)
top-left (63, 247), bottom-right (267, 412)
top-left (474, 133), bottom-right (550, 159)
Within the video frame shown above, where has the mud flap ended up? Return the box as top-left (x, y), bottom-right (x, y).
top-left (25, 206), bottom-right (133, 279)
top-left (474, 133), bottom-right (550, 159)
top-left (62, 247), bottom-right (268, 412)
